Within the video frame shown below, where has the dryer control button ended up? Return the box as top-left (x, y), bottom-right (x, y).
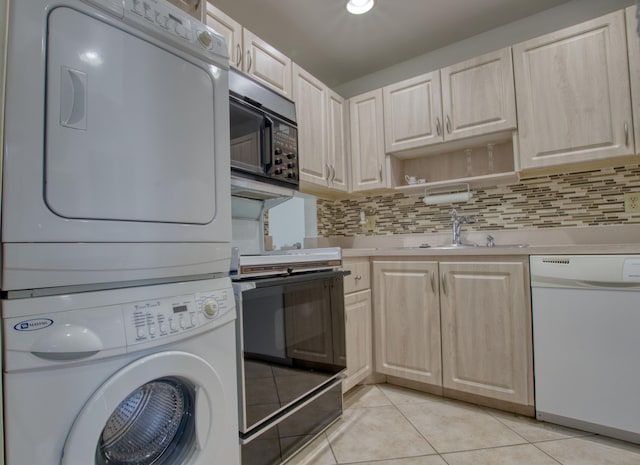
top-left (169, 319), bottom-right (177, 331)
top-left (190, 313), bottom-right (197, 326)
top-left (136, 327), bottom-right (145, 339)
top-left (179, 316), bottom-right (186, 329)
top-left (148, 324), bottom-right (156, 336)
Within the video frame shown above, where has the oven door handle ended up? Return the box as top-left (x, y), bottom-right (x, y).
top-left (261, 115), bottom-right (274, 168)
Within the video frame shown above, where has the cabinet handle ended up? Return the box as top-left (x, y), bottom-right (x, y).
top-left (445, 115), bottom-right (452, 134)
top-left (354, 275), bottom-right (362, 281)
top-left (326, 163), bottom-right (331, 186)
top-left (246, 50), bottom-right (252, 72)
top-left (430, 273), bottom-right (435, 294)
top-left (330, 165), bottom-right (336, 185)
top-left (436, 117), bottom-right (442, 136)
top-left (379, 165), bottom-right (383, 182)
top-left (235, 44), bottom-right (242, 67)
top-left (625, 122), bottom-right (629, 147)
top-left (441, 272), bottom-right (447, 295)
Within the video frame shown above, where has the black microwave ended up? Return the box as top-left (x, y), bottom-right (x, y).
top-left (229, 70), bottom-right (299, 189)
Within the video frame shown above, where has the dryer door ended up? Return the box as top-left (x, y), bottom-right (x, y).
top-left (62, 351), bottom-right (228, 465)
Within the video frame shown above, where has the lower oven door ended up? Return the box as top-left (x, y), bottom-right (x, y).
top-left (234, 270), bottom-right (346, 434)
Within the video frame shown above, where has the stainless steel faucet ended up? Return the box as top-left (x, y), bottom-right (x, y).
top-left (451, 209), bottom-right (476, 245)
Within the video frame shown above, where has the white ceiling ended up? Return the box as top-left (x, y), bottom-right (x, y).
top-left (209, 0), bottom-right (575, 87)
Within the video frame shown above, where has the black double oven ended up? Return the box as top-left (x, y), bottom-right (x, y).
top-left (233, 269), bottom-right (346, 465)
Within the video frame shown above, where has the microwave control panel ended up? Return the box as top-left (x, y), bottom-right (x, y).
top-left (271, 122), bottom-right (298, 184)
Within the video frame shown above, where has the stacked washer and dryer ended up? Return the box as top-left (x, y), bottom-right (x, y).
top-left (2, 1), bottom-right (239, 465)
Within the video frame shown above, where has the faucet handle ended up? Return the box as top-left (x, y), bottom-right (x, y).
top-left (486, 235), bottom-right (495, 247)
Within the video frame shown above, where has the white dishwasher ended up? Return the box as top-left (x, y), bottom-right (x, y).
top-left (530, 255), bottom-right (640, 444)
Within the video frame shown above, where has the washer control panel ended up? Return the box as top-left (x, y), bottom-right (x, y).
top-left (124, 287), bottom-right (233, 345)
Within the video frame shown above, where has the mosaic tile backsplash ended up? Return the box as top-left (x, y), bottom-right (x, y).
top-left (317, 164), bottom-right (640, 237)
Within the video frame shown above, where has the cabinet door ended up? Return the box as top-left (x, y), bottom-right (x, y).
top-left (294, 64), bottom-right (328, 187)
top-left (166, 0), bottom-right (203, 20)
top-left (439, 261), bottom-right (533, 406)
top-left (514, 11), bottom-right (633, 169)
top-left (327, 89), bottom-right (350, 192)
top-left (243, 29), bottom-right (292, 98)
top-left (626, 5), bottom-right (640, 155)
top-left (343, 289), bottom-right (372, 393)
top-left (383, 71), bottom-right (443, 153)
top-left (350, 89), bottom-right (387, 191)
top-left (373, 261), bottom-right (441, 385)
top-left (205, 3), bottom-right (242, 69)
top-left (441, 47), bottom-right (516, 142)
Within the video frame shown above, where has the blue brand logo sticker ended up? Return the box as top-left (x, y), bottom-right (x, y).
top-left (13, 318), bottom-right (54, 331)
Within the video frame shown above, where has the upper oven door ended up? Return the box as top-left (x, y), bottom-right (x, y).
top-left (2, 1), bottom-right (232, 289)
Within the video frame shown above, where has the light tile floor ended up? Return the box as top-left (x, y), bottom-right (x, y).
top-left (286, 384), bottom-right (640, 465)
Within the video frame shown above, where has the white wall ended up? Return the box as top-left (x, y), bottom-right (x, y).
top-left (268, 194), bottom-right (317, 250)
top-left (335, 0), bottom-right (634, 98)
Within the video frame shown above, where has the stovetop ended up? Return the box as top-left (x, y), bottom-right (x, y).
top-left (230, 247), bottom-right (342, 279)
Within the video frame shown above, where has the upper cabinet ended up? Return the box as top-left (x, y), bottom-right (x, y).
top-left (513, 11), bottom-right (633, 170)
top-left (626, 5), bottom-right (640, 156)
top-left (167, 0), bottom-right (204, 20)
top-left (327, 89), bottom-right (350, 192)
top-left (441, 48), bottom-right (516, 142)
top-left (206, 3), bottom-right (292, 98)
top-left (243, 30), bottom-right (292, 98)
top-left (383, 71), bottom-right (442, 153)
top-left (350, 89), bottom-right (387, 192)
top-left (205, 3), bottom-right (242, 68)
top-left (383, 48), bottom-right (516, 155)
top-left (294, 65), bottom-right (328, 187)
top-left (294, 66), bottom-right (349, 194)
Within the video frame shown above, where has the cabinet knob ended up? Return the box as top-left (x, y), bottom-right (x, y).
top-left (354, 275), bottom-right (362, 281)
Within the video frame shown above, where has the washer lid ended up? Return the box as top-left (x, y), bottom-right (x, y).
top-left (62, 351), bottom-right (226, 465)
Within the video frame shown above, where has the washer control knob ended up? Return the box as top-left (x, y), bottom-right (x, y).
top-left (203, 299), bottom-right (219, 318)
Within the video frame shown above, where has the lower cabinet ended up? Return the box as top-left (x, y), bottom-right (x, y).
top-left (343, 289), bottom-right (372, 392)
top-left (439, 261), bottom-right (533, 407)
top-left (342, 258), bottom-right (373, 393)
top-left (372, 257), bottom-right (533, 410)
top-left (372, 261), bottom-right (441, 386)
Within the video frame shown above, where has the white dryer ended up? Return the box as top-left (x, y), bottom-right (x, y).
top-left (2, 277), bottom-right (240, 465)
top-left (3, 0), bottom-right (231, 291)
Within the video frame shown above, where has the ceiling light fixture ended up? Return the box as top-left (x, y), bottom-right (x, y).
top-left (346, 0), bottom-right (374, 15)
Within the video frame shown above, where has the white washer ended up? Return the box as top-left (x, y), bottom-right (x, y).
top-left (2, 277), bottom-right (240, 465)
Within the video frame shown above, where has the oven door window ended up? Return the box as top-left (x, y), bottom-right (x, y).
top-left (230, 98), bottom-right (272, 175)
top-left (240, 275), bottom-right (345, 431)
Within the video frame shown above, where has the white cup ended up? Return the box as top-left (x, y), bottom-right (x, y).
top-left (405, 175), bottom-right (417, 184)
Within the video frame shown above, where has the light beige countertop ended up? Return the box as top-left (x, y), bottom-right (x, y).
top-left (309, 224), bottom-right (640, 258)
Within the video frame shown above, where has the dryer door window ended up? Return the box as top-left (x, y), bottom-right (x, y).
top-left (62, 352), bottom-right (227, 465)
top-left (45, 7), bottom-right (218, 225)
top-left (97, 377), bottom-right (195, 465)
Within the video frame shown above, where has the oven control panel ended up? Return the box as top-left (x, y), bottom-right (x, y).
top-left (123, 287), bottom-right (234, 345)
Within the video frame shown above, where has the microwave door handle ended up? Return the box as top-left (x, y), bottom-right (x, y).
top-left (261, 115), bottom-right (275, 167)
